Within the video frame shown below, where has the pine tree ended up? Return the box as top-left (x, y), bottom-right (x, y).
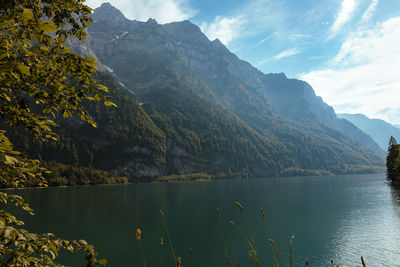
top-left (386, 136), bottom-right (400, 182)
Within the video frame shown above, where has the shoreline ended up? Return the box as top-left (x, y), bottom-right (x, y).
top-left (1, 171), bottom-right (388, 191)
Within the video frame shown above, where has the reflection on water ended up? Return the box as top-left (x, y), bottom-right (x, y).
top-left (390, 183), bottom-right (400, 216)
top-left (13, 173), bottom-right (400, 266)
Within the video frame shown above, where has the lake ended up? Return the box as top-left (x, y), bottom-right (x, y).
top-left (13, 173), bottom-right (400, 266)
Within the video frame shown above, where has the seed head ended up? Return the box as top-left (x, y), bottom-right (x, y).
top-left (159, 209), bottom-right (164, 216)
top-left (305, 259), bottom-right (309, 266)
top-left (160, 237), bottom-right (164, 246)
top-left (189, 248), bottom-right (192, 254)
top-left (330, 258), bottom-right (334, 264)
top-left (216, 208), bottom-right (221, 219)
top-left (230, 220), bottom-right (236, 226)
top-left (234, 201), bottom-right (243, 210)
top-left (136, 228), bottom-right (141, 240)
top-left (361, 256), bottom-right (366, 267)
top-left (176, 257), bottom-right (182, 267)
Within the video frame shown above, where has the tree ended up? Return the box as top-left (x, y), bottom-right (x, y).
top-left (386, 136), bottom-right (400, 182)
top-left (0, 0), bottom-right (113, 265)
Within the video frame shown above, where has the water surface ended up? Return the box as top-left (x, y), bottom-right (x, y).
top-left (14, 173), bottom-right (400, 266)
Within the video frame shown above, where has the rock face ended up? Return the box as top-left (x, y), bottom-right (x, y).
top-left (48, 3), bottom-right (385, 179)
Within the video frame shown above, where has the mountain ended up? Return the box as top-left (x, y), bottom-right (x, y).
top-left (260, 74), bottom-right (383, 154)
top-left (10, 3), bottom-right (385, 180)
top-left (338, 113), bottom-right (400, 151)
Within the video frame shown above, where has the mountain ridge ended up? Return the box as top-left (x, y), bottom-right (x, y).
top-left (338, 113), bottom-right (400, 151)
top-left (11, 2), bottom-right (384, 180)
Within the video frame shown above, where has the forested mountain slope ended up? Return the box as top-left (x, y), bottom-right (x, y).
top-left (10, 3), bottom-right (385, 180)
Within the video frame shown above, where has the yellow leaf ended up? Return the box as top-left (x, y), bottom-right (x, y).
top-left (104, 101), bottom-right (117, 107)
top-left (21, 9), bottom-right (34, 23)
top-left (16, 64), bottom-right (30, 75)
top-left (97, 84), bottom-right (108, 91)
top-left (62, 110), bottom-right (70, 118)
top-left (45, 135), bottom-right (58, 141)
top-left (5, 155), bottom-right (19, 165)
top-left (95, 94), bottom-right (102, 101)
top-left (84, 57), bottom-right (96, 64)
top-left (38, 21), bottom-right (57, 33)
top-left (99, 259), bottom-right (107, 265)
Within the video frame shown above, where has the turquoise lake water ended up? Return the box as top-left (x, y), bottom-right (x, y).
top-left (14, 173), bottom-right (400, 266)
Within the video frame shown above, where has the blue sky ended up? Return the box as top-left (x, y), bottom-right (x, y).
top-left (86, 0), bottom-right (400, 124)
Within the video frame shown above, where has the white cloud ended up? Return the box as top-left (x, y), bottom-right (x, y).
top-left (273, 48), bottom-right (300, 60)
top-left (331, 0), bottom-right (358, 33)
top-left (85, 0), bottom-right (196, 24)
top-left (256, 48), bottom-right (300, 67)
top-left (300, 17), bottom-right (400, 124)
top-left (200, 16), bottom-right (245, 45)
top-left (361, 0), bottom-right (378, 22)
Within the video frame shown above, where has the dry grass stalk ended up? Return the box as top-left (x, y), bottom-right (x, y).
top-left (361, 256), bottom-right (366, 267)
top-left (159, 208), bottom-right (176, 264)
top-left (289, 235), bottom-right (294, 267)
top-left (260, 208), bottom-right (265, 219)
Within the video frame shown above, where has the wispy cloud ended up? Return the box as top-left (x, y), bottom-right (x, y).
top-left (300, 17), bottom-right (400, 124)
top-left (86, 0), bottom-right (197, 24)
top-left (256, 48), bottom-right (300, 67)
top-left (361, 0), bottom-right (378, 22)
top-left (200, 16), bottom-right (245, 45)
top-left (331, 0), bottom-right (358, 34)
top-left (200, 0), bottom-right (289, 46)
top-left (273, 48), bottom-right (300, 60)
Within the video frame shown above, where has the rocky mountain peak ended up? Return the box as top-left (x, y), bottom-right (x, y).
top-left (163, 20), bottom-right (210, 46)
top-left (146, 18), bottom-right (158, 25)
top-left (92, 2), bottom-right (128, 26)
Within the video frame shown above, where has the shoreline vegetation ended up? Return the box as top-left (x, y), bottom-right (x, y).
top-left (0, 163), bottom-right (385, 189)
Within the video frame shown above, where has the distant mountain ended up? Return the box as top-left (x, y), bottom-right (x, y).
top-left (338, 113), bottom-right (400, 151)
top-left (259, 74), bottom-right (383, 154)
top-left (11, 3), bottom-right (385, 180)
